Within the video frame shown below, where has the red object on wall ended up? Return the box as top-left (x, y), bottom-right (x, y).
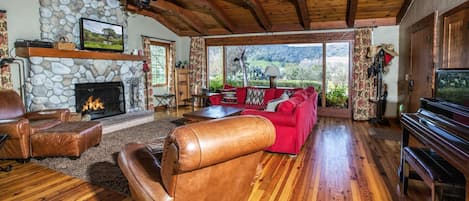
top-left (142, 61), bottom-right (150, 73)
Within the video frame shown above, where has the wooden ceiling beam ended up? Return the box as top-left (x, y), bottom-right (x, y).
top-left (397, 0), bottom-right (412, 24)
top-left (244, 0), bottom-right (272, 31)
top-left (149, 0), bottom-right (208, 35)
top-left (191, 0), bottom-right (238, 33)
top-left (346, 0), bottom-right (358, 27)
top-left (126, 4), bottom-right (182, 35)
top-left (355, 17), bottom-right (396, 27)
top-left (295, 0), bottom-right (311, 30)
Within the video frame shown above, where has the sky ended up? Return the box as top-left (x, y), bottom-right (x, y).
top-left (83, 19), bottom-right (122, 35)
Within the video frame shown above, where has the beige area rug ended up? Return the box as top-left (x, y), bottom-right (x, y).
top-left (33, 117), bottom-right (178, 195)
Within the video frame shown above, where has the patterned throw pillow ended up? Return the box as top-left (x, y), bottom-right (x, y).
top-left (221, 89), bottom-right (237, 104)
top-left (245, 88), bottom-right (265, 105)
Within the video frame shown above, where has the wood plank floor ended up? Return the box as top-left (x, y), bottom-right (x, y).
top-left (0, 160), bottom-right (129, 200)
top-left (0, 107), bottom-right (429, 200)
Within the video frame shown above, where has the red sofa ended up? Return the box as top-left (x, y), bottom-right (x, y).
top-left (209, 86), bottom-right (318, 154)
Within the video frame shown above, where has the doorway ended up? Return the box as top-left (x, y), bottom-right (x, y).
top-left (408, 12), bottom-right (437, 112)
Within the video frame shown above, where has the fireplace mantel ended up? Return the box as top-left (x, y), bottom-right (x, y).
top-left (16, 47), bottom-right (144, 61)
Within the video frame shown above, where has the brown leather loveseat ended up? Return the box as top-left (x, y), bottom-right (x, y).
top-left (0, 89), bottom-right (102, 159)
top-left (118, 115), bottom-right (276, 201)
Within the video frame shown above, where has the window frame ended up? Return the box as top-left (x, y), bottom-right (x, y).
top-left (149, 41), bottom-right (170, 87)
top-left (205, 32), bottom-right (354, 118)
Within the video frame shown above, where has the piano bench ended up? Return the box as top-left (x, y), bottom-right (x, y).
top-left (402, 147), bottom-right (465, 201)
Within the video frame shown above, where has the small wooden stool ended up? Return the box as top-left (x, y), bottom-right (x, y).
top-left (402, 147), bottom-right (465, 201)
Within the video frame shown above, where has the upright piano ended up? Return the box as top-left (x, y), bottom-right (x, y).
top-left (400, 98), bottom-right (469, 201)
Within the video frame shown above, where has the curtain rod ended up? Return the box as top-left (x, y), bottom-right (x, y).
top-left (140, 35), bottom-right (175, 42)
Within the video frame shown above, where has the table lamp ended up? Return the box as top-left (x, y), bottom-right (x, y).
top-left (264, 66), bottom-right (280, 88)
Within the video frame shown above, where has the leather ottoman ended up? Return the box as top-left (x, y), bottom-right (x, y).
top-left (31, 121), bottom-right (102, 158)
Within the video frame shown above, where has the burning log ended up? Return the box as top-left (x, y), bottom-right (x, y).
top-left (82, 96), bottom-right (105, 112)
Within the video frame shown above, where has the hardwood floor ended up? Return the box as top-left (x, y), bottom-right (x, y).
top-left (0, 107), bottom-right (429, 200)
top-left (0, 160), bottom-right (129, 200)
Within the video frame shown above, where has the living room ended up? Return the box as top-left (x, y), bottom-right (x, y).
top-left (0, 0), bottom-right (468, 201)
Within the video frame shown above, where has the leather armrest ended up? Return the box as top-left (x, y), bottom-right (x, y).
top-left (241, 109), bottom-right (296, 127)
top-left (0, 118), bottom-right (30, 139)
top-left (26, 109), bottom-right (70, 122)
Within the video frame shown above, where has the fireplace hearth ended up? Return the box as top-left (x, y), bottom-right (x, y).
top-left (75, 82), bottom-right (126, 120)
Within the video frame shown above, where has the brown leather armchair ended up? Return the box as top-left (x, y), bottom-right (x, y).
top-left (118, 115), bottom-right (276, 201)
top-left (0, 89), bottom-right (70, 159)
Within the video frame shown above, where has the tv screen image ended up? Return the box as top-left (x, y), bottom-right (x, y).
top-left (435, 68), bottom-right (469, 107)
top-left (80, 18), bottom-right (124, 52)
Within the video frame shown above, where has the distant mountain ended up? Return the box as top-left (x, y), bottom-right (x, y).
top-left (242, 43), bottom-right (348, 63)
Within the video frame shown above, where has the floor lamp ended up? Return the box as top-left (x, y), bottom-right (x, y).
top-left (264, 66), bottom-right (280, 88)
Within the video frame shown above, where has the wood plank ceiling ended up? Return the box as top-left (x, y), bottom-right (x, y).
top-left (123, 0), bottom-right (411, 36)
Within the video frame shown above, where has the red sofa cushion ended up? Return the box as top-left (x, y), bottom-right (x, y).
top-left (292, 90), bottom-right (307, 101)
top-left (236, 87), bottom-right (247, 104)
top-left (263, 88), bottom-right (276, 105)
top-left (277, 96), bottom-right (302, 113)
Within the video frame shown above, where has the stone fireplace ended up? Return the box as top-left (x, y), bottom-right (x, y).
top-left (75, 82), bottom-right (125, 120)
top-left (25, 57), bottom-right (146, 113)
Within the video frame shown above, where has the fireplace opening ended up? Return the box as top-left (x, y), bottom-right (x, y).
top-left (75, 82), bottom-right (125, 120)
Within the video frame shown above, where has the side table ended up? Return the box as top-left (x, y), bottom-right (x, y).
top-left (154, 94), bottom-right (176, 111)
top-left (0, 134), bottom-right (12, 172)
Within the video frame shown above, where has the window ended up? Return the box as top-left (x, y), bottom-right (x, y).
top-left (205, 32), bottom-right (353, 117)
top-left (222, 44), bottom-right (322, 89)
top-left (149, 42), bottom-right (169, 86)
top-left (207, 46), bottom-right (224, 92)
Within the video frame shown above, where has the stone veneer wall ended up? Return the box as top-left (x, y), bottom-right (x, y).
top-left (26, 0), bottom-right (147, 112)
top-left (26, 57), bottom-right (145, 113)
top-left (39, 0), bottom-right (126, 48)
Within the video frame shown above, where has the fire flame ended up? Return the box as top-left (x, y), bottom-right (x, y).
top-left (82, 96), bottom-right (105, 112)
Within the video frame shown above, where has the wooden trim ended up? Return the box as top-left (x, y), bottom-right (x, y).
top-left (397, 0), bottom-right (412, 24)
top-left (205, 32), bottom-right (355, 46)
top-left (311, 20), bottom-right (348, 29)
top-left (354, 17), bottom-right (396, 27)
top-left (149, 0), bottom-right (208, 35)
top-left (244, 0), bottom-right (272, 31)
top-left (322, 43), bottom-right (327, 108)
top-left (346, 0), bottom-right (358, 27)
top-left (295, 0), bottom-right (311, 30)
top-left (149, 41), bottom-right (170, 87)
top-left (16, 47), bottom-right (144, 61)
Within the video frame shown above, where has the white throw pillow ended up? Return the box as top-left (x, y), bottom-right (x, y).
top-left (264, 95), bottom-right (289, 112)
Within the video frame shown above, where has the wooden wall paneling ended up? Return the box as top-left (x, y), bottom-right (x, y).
top-left (441, 1), bottom-right (469, 68)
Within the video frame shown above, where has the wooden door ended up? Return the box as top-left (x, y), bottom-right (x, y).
top-left (408, 12), bottom-right (437, 112)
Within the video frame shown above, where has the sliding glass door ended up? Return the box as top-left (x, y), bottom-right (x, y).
top-left (206, 41), bottom-right (352, 118)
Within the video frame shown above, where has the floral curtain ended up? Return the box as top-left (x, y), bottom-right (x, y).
top-left (189, 37), bottom-right (206, 96)
top-left (142, 37), bottom-right (153, 110)
top-left (352, 28), bottom-right (374, 120)
top-left (168, 42), bottom-right (176, 95)
top-left (0, 10), bottom-right (12, 90)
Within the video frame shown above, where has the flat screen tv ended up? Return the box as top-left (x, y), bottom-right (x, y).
top-left (435, 68), bottom-right (469, 107)
top-left (79, 18), bottom-right (124, 52)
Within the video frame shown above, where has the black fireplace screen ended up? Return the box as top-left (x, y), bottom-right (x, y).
top-left (75, 82), bottom-right (125, 120)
